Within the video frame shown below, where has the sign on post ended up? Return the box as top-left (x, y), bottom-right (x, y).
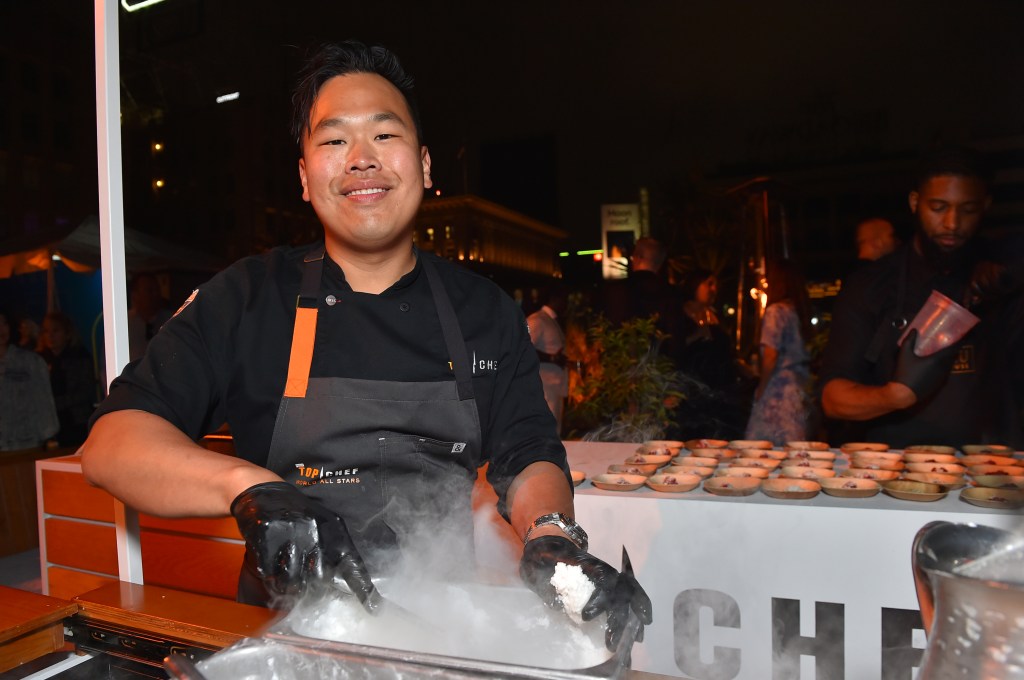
top-left (601, 204), bottom-right (640, 280)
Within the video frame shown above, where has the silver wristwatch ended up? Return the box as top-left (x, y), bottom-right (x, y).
top-left (524, 512), bottom-right (589, 552)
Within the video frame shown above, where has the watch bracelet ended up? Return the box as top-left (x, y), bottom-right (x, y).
top-left (523, 512), bottom-right (588, 551)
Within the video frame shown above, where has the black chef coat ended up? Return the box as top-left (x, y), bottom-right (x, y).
top-left (91, 244), bottom-right (569, 511)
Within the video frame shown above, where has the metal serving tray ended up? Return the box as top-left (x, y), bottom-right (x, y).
top-left (165, 580), bottom-right (640, 680)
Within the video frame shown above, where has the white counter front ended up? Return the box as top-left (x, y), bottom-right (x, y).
top-left (558, 441), bottom-right (1023, 680)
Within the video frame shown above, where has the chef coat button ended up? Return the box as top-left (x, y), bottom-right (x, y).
top-left (325, 294), bottom-right (338, 306)
top-left (399, 302), bottom-right (410, 312)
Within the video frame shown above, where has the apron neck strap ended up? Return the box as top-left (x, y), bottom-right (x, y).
top-left (421, 257), bottom-right (475, 401)
top-left (283, 247), bottom-right (326, 398)
top-left (299, 246), bottom-right (326, 306)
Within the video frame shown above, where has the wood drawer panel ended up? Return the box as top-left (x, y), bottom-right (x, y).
top-left (0, 454), bottom-right (41, 556)
top-left (44, 518), bottom-right (118, 575)
top-left (140, 515), bottom-right (241, 540)
top-left (0, 586), bottom-right (78, 643)
top-left (141, 532), bottom-right (244, 600)
top-left (0, 624), bottom-right (67, 673)
top-left (41, 470), bottom-right (115, 522)
top-left (47, 566), bottom-right (116, 601)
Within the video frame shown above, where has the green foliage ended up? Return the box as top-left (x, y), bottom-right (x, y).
top-left (564, 315), bottom-right (684, 442)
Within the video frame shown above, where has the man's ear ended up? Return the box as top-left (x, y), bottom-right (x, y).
top-left (421, 147), bottom-right (433, 190)
top-left (298, 158), bottom-right (310, 202)
top-left (908, 190), bottom-right (919, 215)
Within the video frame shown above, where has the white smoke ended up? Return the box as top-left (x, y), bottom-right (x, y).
top-left (246, 486), bottom-right (614, 673)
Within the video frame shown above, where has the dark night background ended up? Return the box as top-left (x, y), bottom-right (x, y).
top-left (3, 0), bottom-right (1024, 281)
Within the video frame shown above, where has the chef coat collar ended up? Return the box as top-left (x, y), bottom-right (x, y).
top-left (321, 245), bottom-right (423, 295)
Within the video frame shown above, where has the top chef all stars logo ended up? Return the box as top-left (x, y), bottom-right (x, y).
top-left (471, 350), bottom-right (498, 374)
top-left (294, 463), bottom-right (361, 486)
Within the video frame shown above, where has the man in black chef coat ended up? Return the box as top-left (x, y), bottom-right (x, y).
top-left (820, 146), bottom-right (1024, 448)
top-left (80, 40), bottom-right (649, 649)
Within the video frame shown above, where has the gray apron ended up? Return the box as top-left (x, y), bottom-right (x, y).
top-left (238, 247), bottom-right (483, 605)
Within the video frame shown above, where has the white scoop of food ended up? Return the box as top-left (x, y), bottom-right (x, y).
top-left (550, 562), bottom-right (596, 625)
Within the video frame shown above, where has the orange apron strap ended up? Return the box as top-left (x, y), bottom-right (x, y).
top-left (284, 246), bottom-right (325, 399)
top-left (284, 306), bottom-right (318, 398)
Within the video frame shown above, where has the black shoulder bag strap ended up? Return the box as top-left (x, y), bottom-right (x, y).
top-left (863, 246), bottom-right (910, 365)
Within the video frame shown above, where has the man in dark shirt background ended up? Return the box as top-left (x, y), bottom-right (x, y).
top-left (820, 146), bottom-right (1024, 448)
top-left (602, 237), bottom-right (682, 357)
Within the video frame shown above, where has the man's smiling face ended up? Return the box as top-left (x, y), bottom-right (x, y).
top-left (298, 72), bottom-right (431, 257)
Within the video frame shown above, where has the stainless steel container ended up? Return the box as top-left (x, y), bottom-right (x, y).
top-left (913, 520), bottom-right (1024, 679)
top-left (165, 580), bottom-right (640, 680)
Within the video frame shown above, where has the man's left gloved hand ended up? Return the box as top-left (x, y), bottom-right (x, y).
top-left (520, 535), bottom-right (653, 650)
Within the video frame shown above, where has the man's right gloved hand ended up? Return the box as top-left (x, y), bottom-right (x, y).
top-left (892, 329), bottom-right (959, 402)
top-left (230, 481), bottom-right (375, 606)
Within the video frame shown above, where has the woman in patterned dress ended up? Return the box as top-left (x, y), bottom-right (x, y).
top-left (745, 260), bottom-right (813, 444)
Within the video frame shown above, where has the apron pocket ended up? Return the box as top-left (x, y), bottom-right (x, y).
top-left (378, 435), bottom-right (476, 541)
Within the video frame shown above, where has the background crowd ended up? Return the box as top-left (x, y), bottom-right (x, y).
top-left (0, 273), bottom-right (172, 452)
top-left (527, 148), bottom-right (1024, 451)
top-left (524, 238), bottom-right (787, 444)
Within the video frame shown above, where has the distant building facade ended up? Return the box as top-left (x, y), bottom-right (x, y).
top-left (415, 194), bottom-right (567, 290)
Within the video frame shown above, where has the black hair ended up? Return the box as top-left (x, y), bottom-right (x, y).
top-left (680, 268), bottom-right (714, 303)
top-left (914, 145), bottom-right (992, 192)
top-left (765, 259), bottom-right (812, 342)
top-left (290, 40), bottom-right (423, 150)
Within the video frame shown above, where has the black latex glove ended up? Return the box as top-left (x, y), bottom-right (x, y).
top-left (892, 329), bottom-right (959, 401)
top-left (520, 536), bottom-right (653, 651)
top-left (230, 481), bottom-right (376, 608)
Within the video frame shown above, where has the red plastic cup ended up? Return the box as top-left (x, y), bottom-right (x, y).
top-left (898, 290), bottom-right (980, 357)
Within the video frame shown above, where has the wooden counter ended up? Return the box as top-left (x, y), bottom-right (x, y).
top-left (0, 585), bottom-right (77, 673)
top-left (36, 455), bottom-right (245, 600)
top-left (73, 582), bottom-right (281, 650)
